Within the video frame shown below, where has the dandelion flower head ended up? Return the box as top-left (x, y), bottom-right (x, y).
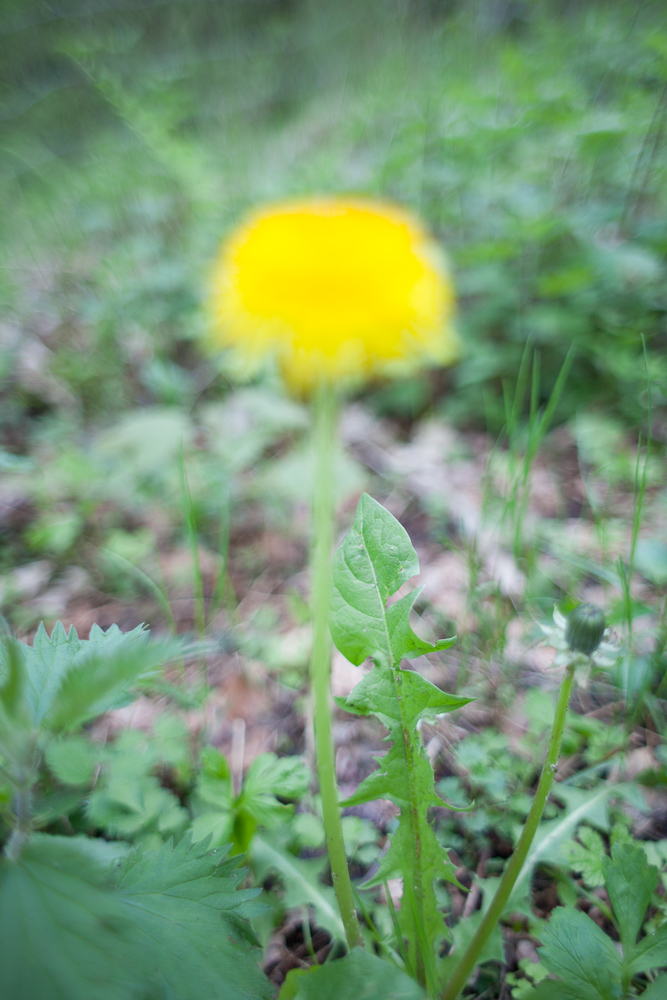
top-left (209, 197), bottom-right (459, 393)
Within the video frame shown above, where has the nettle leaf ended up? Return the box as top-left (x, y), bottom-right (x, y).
top-left (1, 621), bottom-right (172, 732)
top-left (286, 948), bottom-right (426, 999)
top-left (14, 621), bottom-right (84, 725)
top-left (535, 906), bottom-right (623, 1000)
top-left (0, 834), bottom-right (132, 1000)
top-left (114, 836), bottom-right (274, 1000)
top-left (331, 494), bottom-right (471, 976)
top-left (45, 734), bottom-right (102, 786)
top-left (601, 840), bottom-right (659, 958)
top-left (44, 632), bottom-right (174, 732)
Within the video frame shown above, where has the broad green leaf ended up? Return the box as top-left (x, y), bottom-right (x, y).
top-left (601, 841), bottom-right (658, 957)
top-left (88, 771), bottom-right (188, 840)
top-left (290, 948), bottom-right (426, 1000)
top-left (191, 752), bottom-right (309, 853)
top-left (114, 836), bottom-right (273, 1000)
top-left (330, 494), bottom-right (453, 667)
top-left (252, 833), bottom-right (346, 943)
top-left (240, 754), bottom-right (311, 826)
top-left (279, 968), bottom-right (311, 1000)
top-left (0, 834), bottom-right (132, 1000)
top-left (640, 972), bottom-right (667, 1000)
top-left (0, 622), bottom-right (168, 731)
top-left (45, 735), bottom-right (101, 785)
top-left (44, 632), bottom-right (173, 732)
top-left (331, 494), bottom-right (470, 975)
top-left (628, 923), bottom-right (667, 976)
top-left (150, 712), bottom-right (195, 780)
top-left (536, 906), bottom-right (623, 1000)
top-left (15, 622), bottom-right (143, 725)
top-left (190, 809), bottom-right (235, 849)
top-left (529, 982), bottom-right (591, 1000)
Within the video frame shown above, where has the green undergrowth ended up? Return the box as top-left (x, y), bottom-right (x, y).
top-left (2, 489), bottom-right (667, 998)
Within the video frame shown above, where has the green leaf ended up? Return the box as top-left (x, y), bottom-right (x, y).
top-left (331, 494), bottom-right (470, 975)
top-left (44, 631), bottom-right (173, 732)
top-left (191, 753), bottom-right (310, 854)
top-left (330, 494), bottom-right (453, 667)
top-left (601, 840), bottom-right (658, 957)
top-left (17, 623), bottom-right (125, 724)
top-left (0, 834), bottom-right (132, 1000)
top-left (290, 948), bottom-right (426, 999)
top-left (640, 972), bottom-right (667, 1000)
top-left (536, 906), bottom-right (623, 1000)
top-left (0, 621), bottom-right (166, 730)
top-left (0, 635), bottom-right (33, 760)
top-left (88, 770), bottom-right (188, 840)
top-left (0, 635), bottom-right (27, 719)
top-left (628, 923), bottom-right (667, 976)
top-left (529, 982), bottom-right (591, 1000)
top-left (252, 833), bottom-right (346, 944)
top-left (45, 735), bottom-right (101, 785)
top-left (114, 836), bottom-right (274, 1000)
top-left (564, 825), bottom-right (607, 887)
top-left (240, 754), bottom-right (311, 826)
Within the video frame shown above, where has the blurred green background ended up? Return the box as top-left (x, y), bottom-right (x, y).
top-left (2, 0), bottom-right (667, 625)
top-left (3, 0), bottom-right (666, 432)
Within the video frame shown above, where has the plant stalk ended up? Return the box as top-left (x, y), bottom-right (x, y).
top-left (5, 782), bottom-right (33, 862)
top-left (440, 659), bottom-right (576, 1000)
top-left (310, 381), bottom-right (363, 951)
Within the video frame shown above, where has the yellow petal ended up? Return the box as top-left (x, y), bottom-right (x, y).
top-left (208, 197), bottom-right (458, 393)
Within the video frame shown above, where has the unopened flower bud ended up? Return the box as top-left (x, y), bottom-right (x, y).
top-left (565, 603), bottom-right (606, 656)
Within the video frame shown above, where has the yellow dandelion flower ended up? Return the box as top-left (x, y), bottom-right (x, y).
top-left (209, 197), bottom-right (459, 393)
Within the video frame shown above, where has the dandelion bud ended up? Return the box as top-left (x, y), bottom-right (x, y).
top-left (565, 603), bottom-right (606, 656)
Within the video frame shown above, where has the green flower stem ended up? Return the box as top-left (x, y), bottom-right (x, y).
top-left (441, 659), bottom-right (576, 1000)
top-left (310, 381), bottom-right (363, 951)
top-left (5, 782), bottom-right (33, 862)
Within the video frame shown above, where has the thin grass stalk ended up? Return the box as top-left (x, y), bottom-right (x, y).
top-left (440, 659), bottom-right (576, 1000)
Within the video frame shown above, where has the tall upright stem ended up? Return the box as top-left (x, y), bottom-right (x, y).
top-left (5, 782), bottom-right (33, 862)
top-left (440, 660), bottom-right (576, 1000)
top-left (310, 381), bottom-right (363, 951)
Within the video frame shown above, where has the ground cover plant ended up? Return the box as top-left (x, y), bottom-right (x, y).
top-left (2, 1), bottom-right (667, 998)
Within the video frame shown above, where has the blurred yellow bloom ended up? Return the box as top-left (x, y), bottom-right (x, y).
top-left (209, 197), bottom-right (458, 393)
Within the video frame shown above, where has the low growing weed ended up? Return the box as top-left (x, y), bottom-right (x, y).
top-left (4, 489), bottom-right (665, 999)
